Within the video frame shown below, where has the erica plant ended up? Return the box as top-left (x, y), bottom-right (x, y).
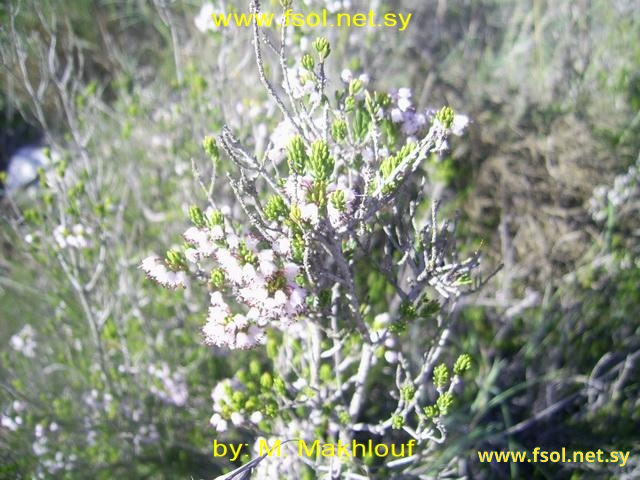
top-left (142, 1), bottom-right (481, 477)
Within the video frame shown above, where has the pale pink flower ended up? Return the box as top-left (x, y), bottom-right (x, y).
top-left (300, 203), bottom-right (319, 225)
top-left (209, 413), bottom-right (228, 432)
top-left (273, 237), bottom-right (291, 256)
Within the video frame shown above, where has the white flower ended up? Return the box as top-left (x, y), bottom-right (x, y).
top-left (203, 320), bottom-right (231, 347)
top-left (247, 325), bottom-right (267, 345)
top-left (209, 413), bottom-right (228, 432)
top-left (230, 412), bottom-right (245, 426)
top-left (53, 224), bottom-right (92, 249)
top-left (250, 411), bottom-right (263, 424)
top-left (397, 87), bottom-right (412, 99)
top-left (273, 237), bottom-right (291, 256)
top-left (384, 351), bottom-right (399, 363)
top-left (398, 97), bottom-right (412, 112)
top-left (267, 119), bottom-right (298, 163)
top-left (258, 250), bottom-right (277, 276)
top-left (287, 287), bottom-right (306, 312)
top-left (341, 69), bottom-right (353, 83)
top-left (450, 114), bottom-right (470, 136)
top-left (1, 415), bottom-right (18, 431)
top-left (9, 325), bottom-right (37, 357)
top-left (300, 202), bottom-right (319, 225)
top-left (390, 108), bottom-right (404, 123)
top-left (184, 227), bottom-right (216, 256)
top-left (195, 3), bottom-right (220, 33)
top-left (242, 263), bottom-right (258, 282)
top-left (282, 263), bottom-right (300, 282)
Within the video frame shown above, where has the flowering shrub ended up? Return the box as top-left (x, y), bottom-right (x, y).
top-left (142, 3), bottom-right (480, 477)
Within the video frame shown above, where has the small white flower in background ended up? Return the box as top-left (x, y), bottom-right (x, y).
top-left (148, 362), bottom-right (189, 406)
top-left (341, 69), bottom-right (353, 83)
top-left (53, 224), bottom-right (93, 249)
top-left (450, 114), bottom-right (470, 136)
top-left (9, 324), bottom-right (37, 357)
top-left (195, 2), bottom-right (222, 33)
top-left (1, 415), bottom-right (19, 431)
top-left (397, 88), bottom-right (412, 112)
top-left (267, 119), bottom-right (298, 163)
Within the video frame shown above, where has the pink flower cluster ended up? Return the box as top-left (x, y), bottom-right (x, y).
top-left (140, 256), bottom-right (188, 289)
top-left (183, 218), bottom-right (307, 350)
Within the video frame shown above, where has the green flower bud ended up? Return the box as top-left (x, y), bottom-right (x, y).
top-left (56, 159), bottom-right (68, 178)
top-left (307, 180), bottom-right (327, 207)
top-left (206, 209), bottom-right (224, 227)
top-left (264, 194), bottom-right (289, 221)
top-left (400, 384), bottom-right (416, 401)
top-left (23, 209), bottom-right (41, 224)
top-left (249, 360), bottom-right (261, 377)
top-left (238, 241), bottom-right (258, 266)
top-left (435, 106), bottom-right (455, 129)
top-left (424, 405), bottom-right (439, 418)
top-left (349, 78), bottom-right (363, 96)
top-left (273, 376), bottom-right (286, 397)
top-left (287, 135), bottom-right (308, 175)
top-left (232, 390), bottom-right (246, 408)
top-left (289, 204), bottom-right (303, 224)
top-left (330, 119), bottom-right (348, 142)
top-left (266, 271), bottom-right (288, 296)
top-left (433, 364), bottom-right (449, 389)
top-left (391, 414), bottom-right (404, 429)
top-left (453, 354), bottom-right (472, 376)
top-left (260, 372), bottom-right (273, 389)
top-left (292, 234), bottom-right (305, 263)
top-left (36, 167), bottom-right (48, 189)
top-left (313, 37), bottom-right (331, 60)
top-left (189, 205), bottom-right (206, 227)
top-left (309, 139), bottom-right (334, 180)
top-left (338, 410), bottom-right (351, 425)
top-left (353, 108), bottom-right (371, 141)
top-left (399, 301), bottom-right (417, 319)
top-left (264, 402), bottom-right (278, 417)
top-left (244, 397), bottom-right (258, 411)
top-left (375, 91), bottom-right (391, 108)
top-left (210, 268), bottom-right (225, 288)
top-left (202, 135), bottom-right (219, 161)
top-left (301, 53), bottom-right (315, 71)
top-left (165, 248), bottom-right (187, 271)
top-left (330, 189), bottom-right (346, 211)
top-left (380, 155), bottom-right (398, 180)
top-left (319, 364), bottom-right (333, 382)
top-left (388, 318), bottom-right (407, 334)
top-left (344, 95), bottom-right (356, 113)
top-left (436, 392), bottom-right (454, 415)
